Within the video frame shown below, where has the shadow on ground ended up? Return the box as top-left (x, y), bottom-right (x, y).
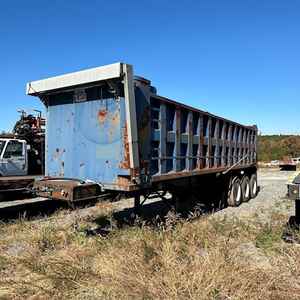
top-left (0, 194), bottom-right (100, 221)
top-left (0, 186), bottom-right (263, 234)
top-left (85, 195), bottom-right (229, 237)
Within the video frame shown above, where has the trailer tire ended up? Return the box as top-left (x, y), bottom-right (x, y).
top-left (250, 173), bottom-right (258, 199)
top-left (241, 176), bottom-right (250, 202)
top-left (227, 177), bottom-right (242, 207)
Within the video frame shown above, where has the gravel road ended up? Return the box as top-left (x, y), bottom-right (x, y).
top-left (216, 169), bottom-right (294, 222)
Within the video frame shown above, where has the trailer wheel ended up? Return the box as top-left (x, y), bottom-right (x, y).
top-left (241, 176), bottom-right (250, 202)
top-left (227, 177), bottom-right (242, 207)
top-left (249, 173), bottom-right (258, 199)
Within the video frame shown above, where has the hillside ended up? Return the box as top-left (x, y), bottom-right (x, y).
top-left (258, 135), bottom-right (300, 162)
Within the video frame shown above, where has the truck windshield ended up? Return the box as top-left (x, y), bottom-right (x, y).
top-left (0, 140), bottom-right (6, 157)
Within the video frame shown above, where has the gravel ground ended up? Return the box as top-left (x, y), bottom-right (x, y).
top-left (216, 168), bottom-right (294, 222)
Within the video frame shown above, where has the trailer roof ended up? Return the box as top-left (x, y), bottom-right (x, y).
top-left (26, 62), bottom-right (123, 95)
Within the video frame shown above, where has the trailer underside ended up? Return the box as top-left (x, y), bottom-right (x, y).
top-left (32, 165), bottom-right (258, 216)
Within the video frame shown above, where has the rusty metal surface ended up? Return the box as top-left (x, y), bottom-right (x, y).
top-left (34, 179), bottom-right (101, 201)
top-left (151, 164), bottom-right (256, 183)
top-left (119, 124), bottom-right (130, 169)
top-left (0, 175), bottom-right (40, 191)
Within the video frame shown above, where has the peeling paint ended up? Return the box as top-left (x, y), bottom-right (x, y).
top-left (119, 124), bottom-right (130, 169)
top-left (98, 110), bottom-right (108, 124)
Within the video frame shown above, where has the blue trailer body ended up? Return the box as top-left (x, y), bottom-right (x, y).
top-left (27, 63), bottom-right (257, 194)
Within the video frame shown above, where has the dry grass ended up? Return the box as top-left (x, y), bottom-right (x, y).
top-left (0, 206), bottom-right (300, 300)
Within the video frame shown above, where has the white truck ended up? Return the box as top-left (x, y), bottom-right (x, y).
top-left (0, 138), bottom-right (28, 177)
top-left (0, 111), bottom-right (45, 195)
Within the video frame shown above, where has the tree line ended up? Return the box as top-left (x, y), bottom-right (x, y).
top-left (258, 135), bottom-right (300, 162)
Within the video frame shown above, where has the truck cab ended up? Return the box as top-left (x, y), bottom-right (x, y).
top-left (0, 138), bottom-right (28, 176)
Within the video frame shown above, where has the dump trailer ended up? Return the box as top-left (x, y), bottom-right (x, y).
top-left (26, 62), bottom-right (258, 209)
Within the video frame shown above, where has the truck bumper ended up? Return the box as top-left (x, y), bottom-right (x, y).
top-left (33, 178), bottom-right (102, 201)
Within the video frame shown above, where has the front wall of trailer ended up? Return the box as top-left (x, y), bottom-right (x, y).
top-left (46, 97), bottom-right (130, 187)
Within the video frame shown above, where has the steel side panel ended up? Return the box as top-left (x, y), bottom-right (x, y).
top-left (136, 93), bottom-right (257, 183)
top-left (46, 98), bottom-right (128, 185)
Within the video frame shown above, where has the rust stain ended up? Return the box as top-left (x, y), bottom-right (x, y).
top-left (98, 110), bottom-right (108, 124)
top-left (119, 124), bottom-right (130, 169)
top-left (111, 110), bottom-right (120, 127)
top-left (130, 167), bottom-right (141, 180)
top-left (116, 176), bottom-right (131, 187)
top-left (108, 111), bottom-right (120, 143)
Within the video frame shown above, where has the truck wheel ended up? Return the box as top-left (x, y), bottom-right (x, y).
top-left (241, 176), bottom-right (250, 202)
top-left (249, 173), bottom-right (258, 199)
top-left (227, 177), bottom-right (242, 207)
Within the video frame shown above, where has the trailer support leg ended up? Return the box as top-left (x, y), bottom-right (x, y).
top-left (134, 194), bottom-right (141, 215)
top-left (295, 200), bottom-right (300, 225)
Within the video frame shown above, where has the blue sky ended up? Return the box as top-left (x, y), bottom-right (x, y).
top-left (0, 0), bottom-right (299, 134)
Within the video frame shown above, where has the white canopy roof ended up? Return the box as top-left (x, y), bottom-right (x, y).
top-left (26, 62), bottom-right (124, 95)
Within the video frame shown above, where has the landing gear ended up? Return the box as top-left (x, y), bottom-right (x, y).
top-left (295, 201), bottom-right (300, 225)
top-left (134, 194), bottom-right (141, 215)
top-left (132, 191), bottom-right (174, 220)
